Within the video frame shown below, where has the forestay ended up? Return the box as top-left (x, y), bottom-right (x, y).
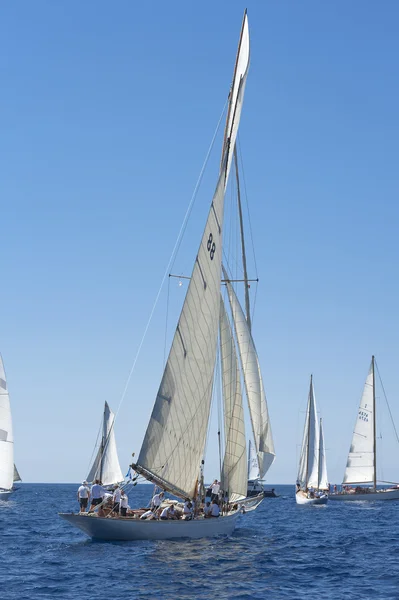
top-left (343, 360), bottom-right (374, 484)
top-left (224, 276), bottom-right (275, 479)
top-left (0, 355), bottom-right (14, 491)
top-left (297, 377), bottom-right (319, 489)
top-left (220, 296), bottom-right (247, 501)
top-left (87, 402), bottom-right (123, 486)
top-left (318, 419), bottom-right (328, 490)
top-left (135, 15), bottom-right (251, 500)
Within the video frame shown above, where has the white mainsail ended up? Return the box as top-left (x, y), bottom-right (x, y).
top-left (318, 419), bottom-right (329, 490)
top-left (297, 376), bottom-right (320, 489)
top-left (87, 402), bottom-right (124, 486)
top-left (224, 276), bottom-right (275, 479)
top-left (13, 464), bottom-right (22, 483)
top-left (220, 296), bottom-right (247, 501)
top-left (0, 355), bottom-right (14, 492)
top-left (247, 439), bottom-right (259, 480)
top-left (343, 359), bottom-right (375, 485)
top-left (135, 14), bottom-right (250, 500)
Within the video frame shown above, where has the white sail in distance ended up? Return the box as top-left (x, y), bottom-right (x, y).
top-left (220, 296), bottom-right (247, 502)
top-left (224, 274), bottom-right (275, 479)
top-left (13, 464), bottom-right (21, 483)
top-left (297, 376), bottom-right (320, 489)
top-left (318, 419), bottom-right (329, 490)
top-left (0, 355), bottom-right (14, 492)
top-left (135, 15), bottom-right (250, 500)
top-left (87, 402), bottom-right (124, 487)
top-left (247, 439), bottom-right (259, 480)
top-left (343, 359), bottom-right (375, 485)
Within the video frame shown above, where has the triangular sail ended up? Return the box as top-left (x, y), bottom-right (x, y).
top-left (318, 419), bottom-right (328, 490)
top-left (0, 355), bottom-right (14, 491)
top-left (343, 359), bottom-right (375, 485)
top-left (224, 275), bottom-right (275, 479)
top-left (13, 464), bottom-right (21, 483)
top-left (134, 15), bottom-right (250, 500)
top-left (87, 402), bottom-right (124, 486)
top-left (220, 296), bottom-right (247, 502)
top-left (247, 439), bottom-right (259, 480)
top-left (297, 376), bottom-right (319, 489)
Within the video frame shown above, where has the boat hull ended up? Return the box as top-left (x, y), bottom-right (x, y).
top-left (59, 511), bottom-right (240, 540)
top-left (329, 488), bottom-right (399, 502)
top-left (0, 490), bottom-right (13, 501)
top-left (295, 491), bottom-right (328, 506)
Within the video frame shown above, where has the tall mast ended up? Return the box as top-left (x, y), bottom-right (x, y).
top-left (305, 375), bottom-right (312, 489)
top-left (99, 402), bottom-right (106, 483)
top-left (234, 147), bottom-right (251, 331)
top-left (372, 355), bottom-right (377, 491)
top-left (317, 418), bottom-right (322, 490)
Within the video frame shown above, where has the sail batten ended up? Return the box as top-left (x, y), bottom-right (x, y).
top-left (224, 273), bottom-right (275, 479)
top-left (220, 296), bottom-right (247, 502)
top-left (0, 355), bottom-right (14, 491)
top-left (135, 15), bottom-right (250, 500)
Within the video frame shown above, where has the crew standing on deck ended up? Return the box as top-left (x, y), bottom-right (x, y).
top-left (77, 481), bottom-right (90, 512)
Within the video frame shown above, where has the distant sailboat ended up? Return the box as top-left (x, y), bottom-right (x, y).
top-left (296, 376), bottom-right (328, 505)
top-left (86, 402), bottom-right (124, 488)
top-left (60, 10), bottom-right (253, 540)
top-left (330, 356), bottom-right (399, 501)
top-left (13, 464), bottom-right (22, 483)
top-left (0, 355), bottom-right (15, 501)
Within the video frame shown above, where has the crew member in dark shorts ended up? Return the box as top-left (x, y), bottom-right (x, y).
top-left (120, 490), bottom-right (128, 516)
top-left (89, 479), bottom-right (105, 511)
top-left (77, 481), bottom-right (90, 512)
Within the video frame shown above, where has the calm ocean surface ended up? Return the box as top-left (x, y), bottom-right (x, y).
top-left (1, 483), bottom-right (398, 599)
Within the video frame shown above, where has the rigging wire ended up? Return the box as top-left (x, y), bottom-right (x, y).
top-left (375, 359), bottom-right (399, 445)
top-left (85, 414), bottom-right (103, 478)
top-left (110, 99), bottom-right (228, 426)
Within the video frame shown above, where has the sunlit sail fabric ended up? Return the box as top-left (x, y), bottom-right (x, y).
top-left (0, 356), bottom-right (14, 491)
top-left (343, 361), bottom-right (374, 484)
top-left (135, 15), bottom-right (251, 501)
top-left (318, 419), bottom-right (328, 490)
top-left (224, 277), bottom-right (275, 479)
top-left (220, 297), bottom-right (247, 501)
top-left (297, 377), bottom-right (319, 489)
top-left (87, 402), bottom-right (123, 486)
top-left (247, 439), bottom-right (259, 480)
top-left (13, 464), bottom-right (21, 483)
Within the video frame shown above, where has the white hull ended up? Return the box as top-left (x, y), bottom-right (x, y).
top-left (329, 488), bottom-right (399, 502)
top-left (0, 489), bottom-right (13, 501)
top-left (295, 491), bottom-right (328, 506)
top-left (59, 511), bottom-right (240, 541)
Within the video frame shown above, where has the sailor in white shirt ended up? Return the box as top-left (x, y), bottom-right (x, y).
top-left (77, 481), bottom-right (90, 512)
top-left (210, 501), bottom-right (220, 518)
top-left (112, 485), bottom-right (122, 514)
top-left (150, 491), bottom-right (165, 510)
top-left (203, 501), bottom-right (212, 518)
top-left (89, 480), bottom-right (106, 511)
top-left (120, 491), bottom-right (129, 516)
top-left (183, 500), bottom-right (193, 520)
top-left (140, 509), bottom-right (157, 520)
top-left (211, 479), bottom-right (220, 501)
top-left (160, 505), bottom-right (177, 520)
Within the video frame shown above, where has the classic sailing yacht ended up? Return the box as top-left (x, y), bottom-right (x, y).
top-left (296, 376), bottom-right (328, 505)
top-left (86, 401), bottom-right (124, 488)
top-left (13, 464), bottom-right (22, 484)
top-left (330, 356), bottom-right (399, 501)
top-left (0, 355), bottom-right (15, 501)
top-left (60, 11), bottom-right (253, 540)
top-left (246, 440), bottom-right (277, 498)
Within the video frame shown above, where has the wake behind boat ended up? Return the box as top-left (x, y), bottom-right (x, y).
top-left (295, 376), bottom-right (328, 506)
top-left (330, 356), bottom-right (399, 502)
top-left (60, 11), bottom-right (253, 540)
top-left (0, 355), bottom-right (15, 501)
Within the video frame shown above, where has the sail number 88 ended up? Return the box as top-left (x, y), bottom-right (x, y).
top-left (207, 233), bottom-right (216, 260)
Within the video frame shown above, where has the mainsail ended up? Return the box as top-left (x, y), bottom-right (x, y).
top-left (224, 275), bottom-right (275, 479)
top-left (87, 402), bottom-right (124, 486)
top-left (343, 359), bottom-right (375, 485)
top-left (0, 355), bottom-right (14, 492)
top-left (13, 464), bottom-right (22, 483)
top-left (297, 376), bottom-right (320, 489)
top-left (220, 297), bottom-right (247, 501)
top-left (134, 13), bottom-right (250, 500)
top-left (318, 419), bottom-right (328, 490)
top-left (247, 439), bottom-right (259, 480)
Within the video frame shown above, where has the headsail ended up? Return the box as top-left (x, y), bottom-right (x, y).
top-left (343, 359), bottom-right (375, 485)
top-left (224, 273), bottom-right (275, 479)
top-left (220, 296), bottom-right (247, 502)
top-left (318, 419), bottom-right (328, 490)
top-left (87, 402), bottom-right (124, 486)
top-left (134, 14), bottom-right (251, 500)
top-left (13, 464), bottom-right (22, 483)
top-left (0, 355), bottom-right (14, 491)
top-left (247, 439), bottom-right (259, 480)
top-left (297, 376), bottom-right (319, 489)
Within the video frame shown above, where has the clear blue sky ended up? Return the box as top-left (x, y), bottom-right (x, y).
top-left (1, 1), bottom-right (399, 485)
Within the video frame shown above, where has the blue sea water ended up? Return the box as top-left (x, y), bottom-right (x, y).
top-left (1, 483), bottom-right (399, 599)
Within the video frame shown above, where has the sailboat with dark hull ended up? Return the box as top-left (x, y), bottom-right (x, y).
top-left (330, 356), bottom-right (399, 501)
top-left (60, 11), bottom-right (254, 541)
